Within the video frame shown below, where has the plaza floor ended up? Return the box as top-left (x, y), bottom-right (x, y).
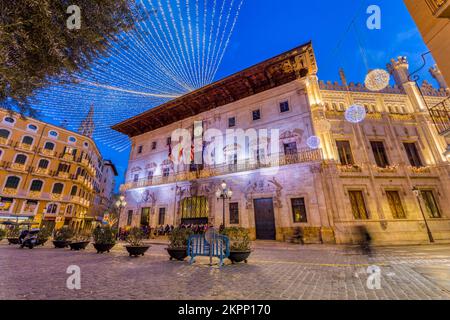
top-left (0, 240), bottom-right (449, 300)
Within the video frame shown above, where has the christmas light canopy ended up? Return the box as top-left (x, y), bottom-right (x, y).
top-left (345, 104), bottom-right (367, 123)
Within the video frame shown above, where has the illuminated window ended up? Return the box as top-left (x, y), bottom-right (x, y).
top-left (421, 190), bottom-right (441, 218)
top-left (386, 191), bottom-right (406, 219)
top-left (349, 191), bottom-right (369, 220)
top-left (336, 141), bottom-right (354, 165)
top-left (181, 196), bottom-right (209, 220)
top-left (141, 208), bottom-right (150, 226)
top-left (291, 198), bottom-right (307, 223)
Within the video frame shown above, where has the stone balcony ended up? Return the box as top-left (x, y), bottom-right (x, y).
top-left (10, 163), bottom-right (27, 172)
top-left (121, 148), bottom-right (323, 191)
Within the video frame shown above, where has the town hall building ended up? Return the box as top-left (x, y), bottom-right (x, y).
top-left (113, 42), bottom-right (450, 244)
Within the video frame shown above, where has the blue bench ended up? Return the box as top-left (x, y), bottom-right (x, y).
top-left (187, 234), bottom-right (230, 267)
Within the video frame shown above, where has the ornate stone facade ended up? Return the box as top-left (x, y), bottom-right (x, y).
top-left (115, 44), bottom-right (450, 244)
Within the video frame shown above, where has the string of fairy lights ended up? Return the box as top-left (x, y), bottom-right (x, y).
top-left (31, 0), bottom-right (245, 152)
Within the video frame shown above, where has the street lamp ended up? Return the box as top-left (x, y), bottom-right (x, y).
top-left (115, 195), bottom-right (127, 236)
top-left (412, 187), bottom-right (434, 243)
top-left (216, 181), bottom-right (233, 230)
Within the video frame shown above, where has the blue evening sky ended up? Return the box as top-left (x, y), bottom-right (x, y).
top-left (78, 0), bottom-right (437, 191)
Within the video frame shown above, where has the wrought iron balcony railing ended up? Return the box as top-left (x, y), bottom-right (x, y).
top-left (121, 148), bottom-right (323, 191)
top-left (426, 0), bottom-right (450, 18)
top-left (429, 96), bottom-right (450, 136)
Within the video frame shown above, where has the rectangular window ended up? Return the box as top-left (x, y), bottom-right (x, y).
top-left (291, 198), bottom-right (307, 223)
top-left (336, 141), bottom-right (354, 165)
top-left (284, 142), bottom-right (298, 155)
top-left (420, 190), bottom-right (441, 218)
top-left (151, 141), bottom-right (157, 150)
top-left (370, 141), bottom-right (389, 168)
top-left (229, 202), bottom-right (239, 224)
top-left (147, 171), bottom-right (154, 181)
top-left (158, 208), bottom-right (166, 225)
top-left (127, 210), bottom-right (133, 226)
top-left (137, 146), bottom-right (143, 154)
top-left (348, 191), bottom-right (369, 220)
top-left (167, 137), bottom-right (172, 146)
top-left (163, 167), bottom-right (170, 177)
top-left (404, 142), bottom-right (423, 167)
top-left (141, 208), bottom-right (150, 226)
top-left (0, 197), bottom-right (14, 212)
top-left (228, 117), bottom-right (236, 128)
top-left (280, 101), bottom-right (290, 113)
top-left (133, 174), bottom-right (139, 182)
top-left (386, 191), bottom-right (406, 219)
top-left (252, 109), bottom-right (261, 121)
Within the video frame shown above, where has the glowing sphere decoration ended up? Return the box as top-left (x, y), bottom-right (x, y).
top-left (307, 136), bottom-right (321, 149)
top-left (345, 104), bottom-right (367, 123)
top-left (364, 69), bottom-right (390, 91)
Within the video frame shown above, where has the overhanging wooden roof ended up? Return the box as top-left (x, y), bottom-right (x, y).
top-left (112, 42), bottom-right (317, 137)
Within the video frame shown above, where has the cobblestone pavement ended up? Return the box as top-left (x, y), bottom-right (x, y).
top-left (0, 240), bottom-right (449, 300)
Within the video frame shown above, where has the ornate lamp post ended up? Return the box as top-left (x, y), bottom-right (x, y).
top-left (412, 187), bottom-right (434, 243)
top-left (115, 195), bottom-right (127, 236)
top-left (216, 181), bottom-right (233, 230)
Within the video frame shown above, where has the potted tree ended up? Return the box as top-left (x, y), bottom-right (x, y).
top-left (7, 226), bottom-right (21, 245)
top-left (166, 227), bottom-right (193, 261)
top-left (125, 227), bottom-right (150, 257)
top-left (53, 227), bottom-right (74, 248)
top-left (36, 227), bottom-right (52, 246)
top-left (222, 227), bottom-right (252, 264)
top-left (69, 231), bottom-right (91, 251)
top-left (92, 225), bottom-right (116, 253)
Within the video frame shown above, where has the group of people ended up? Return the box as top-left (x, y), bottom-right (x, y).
top-left (118, 225), bottom-right (174, 240)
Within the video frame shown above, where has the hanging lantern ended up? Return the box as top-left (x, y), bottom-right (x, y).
top-left (345, 104), bottom-right (367, 123)
top-left (365, 69), bottom-right (390, 91)
top-left (315, 119), bottom-right (331, 133)
top-left (307, 136), bottom-right (321, 149)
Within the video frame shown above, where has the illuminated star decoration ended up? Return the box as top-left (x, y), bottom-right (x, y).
top-left (31, 0), bottom-right (245, 152)
top-left (306, 136), bottom-right (321, 149)
top-left (364, 69), bottom-right (390, 91)
top-left (345, 104), bottom-right (367, 123)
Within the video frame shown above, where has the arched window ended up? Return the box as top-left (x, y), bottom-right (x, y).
top-left (44, 142), bottom-right (55, 150)
top-left (27, 124), bottom-right (38, 131)
top-left (22, 136), bottom-right (34, 145)
top-left (38, 159), bottom-right (50, 169)
top-left (5, 176), bottom-right (20, 189)
top-left (3, 117), bottom-right (15, 124)
top-left (46, 203), bottom-right (58, 214)
top-left (14, 154), bottom-right (27, 165)
top-left (0, 129), bottom-right (10, 139)
top-left (68, 136), bottom-right (77, 143)
top-left (52, 183), bottom-right (64, 194)
top-left (48, 130), bottom-right (58, 138)
top-left (29, 180), bottom-right (44, 192)
top-left (70, 185), bottom-right (78, 196)
top-left (66, 204), bottom-right (74, 215)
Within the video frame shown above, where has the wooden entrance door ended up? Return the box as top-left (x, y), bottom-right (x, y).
top-left (253, 198), bottom-right (276, 240)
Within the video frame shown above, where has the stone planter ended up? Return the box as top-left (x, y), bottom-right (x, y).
top-left (93, 243), bottom-right (115, 253)
top-left (69, 241), bottom-right (90, 251)
top-left (167, 247), bottom-right (188, 261)
top-left (228, 251), bottom-right (251, 264)
top-left (53, 240), bottom-right (71, 248)
top-left (126, 245), bottom-right (150, 257)
top-left (7, 238), bottom-right (20, 245)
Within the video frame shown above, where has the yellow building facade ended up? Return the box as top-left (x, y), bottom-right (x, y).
top-left (0, 109), bottom-right (114, 231)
